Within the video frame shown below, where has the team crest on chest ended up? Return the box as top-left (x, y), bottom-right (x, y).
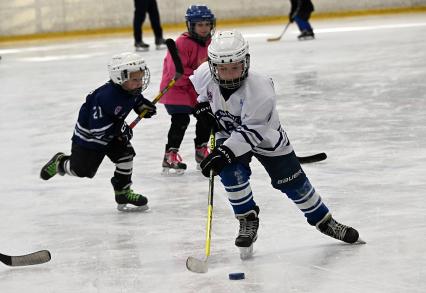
top-left (114, 106), bottom-right (122, 115)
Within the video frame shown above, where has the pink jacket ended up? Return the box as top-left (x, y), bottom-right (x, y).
top-left (159, 33), bottom-right (211, 107)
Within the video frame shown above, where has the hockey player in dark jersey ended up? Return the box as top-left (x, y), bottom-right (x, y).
top-left (191, 30), bottom-right (363, 259)
top-left (289, 0), bottom-right (315, 40)
top-left (40, 52), bottom-right (156, 212)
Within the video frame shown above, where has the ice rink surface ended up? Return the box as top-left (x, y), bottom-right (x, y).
top-left (1, 13), bottom-right (425, 293)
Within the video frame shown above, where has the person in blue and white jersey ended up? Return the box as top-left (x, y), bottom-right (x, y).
top-left (191, 30), bottom-right (363, 259)
top-left (40, 52), bottom-right (156, 212)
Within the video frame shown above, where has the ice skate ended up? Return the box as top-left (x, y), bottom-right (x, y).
top-left (316, 214), bottom-right (365, 244)
top-left (162, 148), bottom-right (187, 176)
top-left (115, 188), bottom-right (149, 212)
top-left (297, 30), bottom-right (315, 41)
top-left (235, 206), bottom-right (260, 260)
top-left (40, 152), bottom-right (66, 180)
top-left (135, 41), bottom-right (149, 52)
top-left (195, 143), bottom-right (210, 170)
top-left (155, 38), bottom-right (167, 50)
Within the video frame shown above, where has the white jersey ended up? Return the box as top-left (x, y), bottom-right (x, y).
top-left (190, 62), bottom-right (293, 157)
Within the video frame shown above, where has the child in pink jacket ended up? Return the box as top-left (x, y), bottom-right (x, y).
top-left (159, 5), bottom-right (216, 175)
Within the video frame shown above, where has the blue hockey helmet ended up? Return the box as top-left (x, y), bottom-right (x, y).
top-left (185, 5), bottom-right (216, 41)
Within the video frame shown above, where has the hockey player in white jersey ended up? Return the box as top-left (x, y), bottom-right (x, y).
top-left (191, 30), bottom-right (363, 259)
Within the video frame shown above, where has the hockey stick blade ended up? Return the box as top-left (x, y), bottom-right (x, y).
top-left (297, 152), bottom-right (327, 164)
top-left (129, 38), bottom-right (183, 128)
top-left (186, 256), bottom-right (208, 273)
top-left (267, 22), bottom-right (291, 42)
top-left (0, 250), bottom-right (51, 267)
top-left (267, 36), bottom-right (282, 42)
top-left (165, 38), bottom-right (184, 79)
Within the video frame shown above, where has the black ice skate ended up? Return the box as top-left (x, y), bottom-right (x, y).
top-left (297, 30), bottom-right (315, 41)
top-left (162, 148), bottom-right (187, 176)
top-left (155, 38), bottom-right (167, 50)
top-left (316, 214), bottom-right (365, 244)
top-left (235, 206), bottom-right (260, 260)
top-left (40, 152), bottom-right (66, 180)
top-left (114, 188), bottom-right (149, 212)
top-left (135, 41), bottom-right (150, 52)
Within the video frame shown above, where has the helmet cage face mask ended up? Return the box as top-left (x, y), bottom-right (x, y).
top-left (125, 68), bottom-right (151, 95)
top-left (207, 30), bottom-right (250, 89)
top-left (185, 5), bottom-right (216, 41)
top-left (208, 55), bottom-right (250, 90)
top-left (108, 53), bottom-right (151, 92)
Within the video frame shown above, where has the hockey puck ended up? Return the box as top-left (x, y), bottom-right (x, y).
top-left (229, 272), bottom-right (245, 280)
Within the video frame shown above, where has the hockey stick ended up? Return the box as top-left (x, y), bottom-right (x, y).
top-left (297, 152), bottom-right (327, 164)
top-left (0, 250), bottom-right (51, 267)
top-left (267, 22), bottom-right (291, 42)
top-left (129, 38), bottom-right (183, 129)
top-left (186, 130), bottom-right (215, 273)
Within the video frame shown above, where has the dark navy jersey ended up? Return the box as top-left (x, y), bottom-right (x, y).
top-left (72, 80), bottom-right (144, 151)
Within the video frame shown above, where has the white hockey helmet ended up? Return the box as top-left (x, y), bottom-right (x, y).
top-left (208, 30), bottom-right (250, 89)
top-left (108, 52), bottom-right (150, 91)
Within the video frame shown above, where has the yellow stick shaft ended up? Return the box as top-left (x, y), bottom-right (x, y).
top-left (204, 130), bottom-right (216, 257)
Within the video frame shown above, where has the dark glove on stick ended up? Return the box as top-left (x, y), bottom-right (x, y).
top-left (199, 145), bottom-right (236, 177)
top-left (115, 121), bottom-right (133, 143)
top-left (193, 102), bottom-right (221, 132)
top-left (134, 97), bottom-right (157, 118)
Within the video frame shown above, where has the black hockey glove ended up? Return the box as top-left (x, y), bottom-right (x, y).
top-left (289, 12), bottom-right (295, 23)
top-left (115, 121), bottom-right (133, 143)
top-left (134, 97), bottom-right (157, 118)
top-left (193, 102), bottom-right (220, 132)
top-left (199, 145), bottom-right (236, 177)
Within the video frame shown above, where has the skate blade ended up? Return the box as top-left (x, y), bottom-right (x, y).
top-left (135, 47), bottom-right (149, 52)
top-left (117, 204), bottom-right (149, 212)
top-left (186, 256), bottom-right (208, 273)
top-left (354, 237), bottom-right (367, 245)
top-left (156, 45), bottom-right (167, 50)
top-left (298, 37), bottom-right (315, 41)
top-left (161, 167), bottom-right (185, 176)
top-left (239, 245), bottom-right (254, 260)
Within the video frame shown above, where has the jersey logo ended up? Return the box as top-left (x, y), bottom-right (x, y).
top-left (114, 106), bottom-right (122, 115)
top-left (216, 110), bottom-right (241, 132)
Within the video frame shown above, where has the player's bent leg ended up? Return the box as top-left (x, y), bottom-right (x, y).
top-left (259, 152), bottom-right (363, 244)
top-left (281, 178), bottom-right (330, 225)
top-left (283, 179), bottom-right (362, 244)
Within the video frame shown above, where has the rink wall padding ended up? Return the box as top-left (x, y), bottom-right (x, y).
top-left (0, 0), bottom-right (425, 40)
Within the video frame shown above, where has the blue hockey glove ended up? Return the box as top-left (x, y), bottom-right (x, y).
top-left (193, 102), bottom-right (221, 132)
top-left (115, 121), bottom-right (133, 143)
top-left (134, 97), bottom-right (157, 118)
top-left (200, 145), bottom-right (236, 177)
